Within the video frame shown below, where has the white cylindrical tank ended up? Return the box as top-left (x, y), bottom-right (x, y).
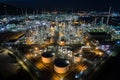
top-left (41, 51), bottom-right (55, 63)
top-left (54, 58), bottom-right (70, 73)
top-left (74, 54), bottom-right (82, 63)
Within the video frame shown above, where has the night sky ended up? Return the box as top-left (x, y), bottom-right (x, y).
top-left (0, 0), bottom-right (120, 11)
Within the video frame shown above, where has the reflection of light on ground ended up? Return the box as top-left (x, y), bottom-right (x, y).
top-left (51, 73), bottom-right (60, 80)
top-left (94, 49), bottom-right (103, 56)
top-left (36, 62), bottom-right (45, 70)
top-left (25, 53), bottom-right (33, 60)
top-left (77, 64), bottom-right (87, 71)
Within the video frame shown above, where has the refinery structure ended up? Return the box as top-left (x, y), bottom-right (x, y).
top-left (0, 11), bottom-right (119, 80)
top-left (11, 13), bottom-right (112, 80)
top-left (0, 1), bottom-right (120, 80)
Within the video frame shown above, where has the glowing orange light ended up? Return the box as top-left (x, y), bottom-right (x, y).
top-left (35, 47), bottom-right (38, 50)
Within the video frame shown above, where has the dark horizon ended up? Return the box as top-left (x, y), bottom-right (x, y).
top-left (0, 0), bottom-right (120, 12)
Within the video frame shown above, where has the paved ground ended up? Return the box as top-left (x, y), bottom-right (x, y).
top-left (0, 49), bottom-right (33, 80)
top-left (89, 56), bottom-right (120, 80)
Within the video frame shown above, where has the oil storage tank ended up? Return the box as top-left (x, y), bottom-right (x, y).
top-left (74, 53), bottom-right (82, 63)
top-left (54, 58), bottom-right (70, 73)
top-left (41, 51), bottom-right (55, 63)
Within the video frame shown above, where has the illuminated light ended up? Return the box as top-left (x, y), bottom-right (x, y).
top-left (74, 21), bottom-right (79, 24)
top-left (95, 47), bottom-right (99, 50)
top-left (39, 49), bottom-right (43, 52)
top-left (75, 75), bottom-right (78, 78)
top-left (80, 55), bottom-right (82, 57)
top-left (66, 60), bottom-right (70, 64)
top-left (58, 23), bottom-right (63, 27)
top-left (107, 50), bottom-right (111, 53)
top-left (86, 42), bottom-right (90, 46)
top-left (51, 21), bottom-right (55, 24)
top-left (35, 53), bottom-right (37, 56)
top-left (68, 50), bottom-right (71, 53)
top-left (35, 21), bottom-right (40, 24)
top-left (74, 53), bottom-right (77, 55)
top-left (24, 59), bottom-right (27, 61)
top-left (42, 22), bottom-right (46, 26)
top-left (59, 32), bottom-right (64, 37)
top-left (95, 52), bottom-right (98, 55)
top-left (99, 52), bottom-right (103, 56)
top-left (25, 54), bottom-right (31, 59)
top-left (1, 28), bottom-right (5, 31)
top-left (117, 41), bottom-right (120, 44)
top-left (13, 17), bottom-right (16, 20)
top-left (60, 78), bottom-right (63, 80)
top-left (80, 71), bottom-right (83, 74)
top-left (50, 27), bottom-right (55, 31)
top-left (59, 41), bottom-right (65, 46)
top-left (52, 53), bottom-right (55, 55)
top-left (106, 45), bottom-right (110, 48)
top-left (35, 47), bottom-right (38, 50)
top-left (100, 45), bottom-right (105, 50)
top-left (79, 50), bottom-right (82, 53)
